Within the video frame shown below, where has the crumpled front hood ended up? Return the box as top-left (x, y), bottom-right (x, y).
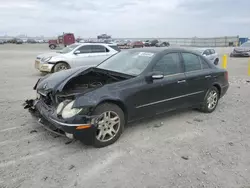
top-left (36, 66), bottom-right (90, 95)
top-left (234, 47), bottom-right (250, 52)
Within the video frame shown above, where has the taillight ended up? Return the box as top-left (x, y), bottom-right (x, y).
top-left (225, 71), bottom-right (228, 81)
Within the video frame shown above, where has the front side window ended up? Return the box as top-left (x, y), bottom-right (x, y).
top-left (182, 53), bottom-right (202, 72)
top-left (60, 44), bottom-right (80, 54)
top-left (77, 45), bottom-right (92, 53)
top-left (153, 53), bottom-right (181, 75)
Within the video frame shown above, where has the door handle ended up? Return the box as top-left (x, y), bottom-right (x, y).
top-left (205, 75), bottom-right (211, 78)
top-left (177, 80), bottom-right (186, 83)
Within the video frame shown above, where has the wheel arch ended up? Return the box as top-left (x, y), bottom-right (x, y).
top-left (212, 83), bottom-right (221, 97)
top-left (96, 99), bottom-right (128, 124)
top-left (52, 61), bottom-right (71, 72)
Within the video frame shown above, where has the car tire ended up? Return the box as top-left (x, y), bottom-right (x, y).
top-left (92, 103), bottom-right (125, 148)
top-left (214, 58), bottom-right (219, 65)
top-left (53, 62), bottom-right (69, 72)
top-left (199, 86), bottom-right (219, 113)
top-left (49, 44), bottom-right (56, 49)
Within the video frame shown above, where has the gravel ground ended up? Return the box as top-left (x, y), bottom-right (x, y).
top-left (0, 44), bottom-right (250, 188)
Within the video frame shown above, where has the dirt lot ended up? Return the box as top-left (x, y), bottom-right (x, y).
top-left (0, 44), bottom-right (250, 188)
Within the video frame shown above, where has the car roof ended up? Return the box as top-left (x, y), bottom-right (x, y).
top-left (75, 42), bottom-right (116, 46)
top-left (126, 47), bottom-right (193, 53)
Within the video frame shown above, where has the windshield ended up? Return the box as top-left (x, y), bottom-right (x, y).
top-left (60, 44), bottom-right (80, 54)
top-left (97, 51), bottom-right (155, 75)
top-left (240, 42), bottom-right (250, 47)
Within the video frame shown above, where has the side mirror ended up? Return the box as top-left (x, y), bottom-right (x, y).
top-left (74, 50), bottom-right (80, 55)
top-left (145, 71), bottom-right (164, 82)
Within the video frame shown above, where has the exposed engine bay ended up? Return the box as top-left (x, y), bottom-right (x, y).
top-left (62, 71), bottom-right (126, 94)
top-left (53, 70), bottom-right (129, 103)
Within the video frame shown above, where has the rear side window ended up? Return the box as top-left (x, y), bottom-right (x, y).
top-left (209, 49), bottom-right (215, 54)
top-left (200, 58), bottom-right (210, 69)
top-left (91, 45), bottom-right (107, 53)
top-left (109, 45), bottom-right (121, 52)
top-left (153, 53), bottom-right (181, 75)
top-left (182, 53), bottom-right (201, 72)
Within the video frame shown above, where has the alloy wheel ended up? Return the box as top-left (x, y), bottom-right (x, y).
top-left (207, 90), bottom-right (218, 110)
top-left (58, 65), bottom-right (68, 71)
top-left (96, 111), bottom-right (120, 142)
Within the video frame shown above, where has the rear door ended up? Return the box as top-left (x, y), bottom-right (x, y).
top-left (180, 52), bottom-right (212, 105)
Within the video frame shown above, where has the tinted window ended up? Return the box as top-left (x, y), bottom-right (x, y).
top-left (203, 50), bottom-right (210, 55)
top-left (209, 49), bottom-right (215, 54)
top-left (182, 53), bottom-right (202, 72)
top-left (153, 53), bottom-right (181, 75)
top-left (91, 45), bottom-right (107, 53)
top-left (200, 58), bottom-right (210, 69)
top-left (77, 45), bottom-right (92, 53)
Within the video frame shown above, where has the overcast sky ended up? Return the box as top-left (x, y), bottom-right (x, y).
top-left (0, 0), bottom-right (249, 38)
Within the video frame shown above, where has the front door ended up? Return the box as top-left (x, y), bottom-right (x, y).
top-left (71, 45), bottom-right (93, 68)
top-left (129, 52), bottom-right (188, 120)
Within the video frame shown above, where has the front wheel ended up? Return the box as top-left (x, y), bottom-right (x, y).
top-left (199, 86), bottom-right (219, 113)
top-left (53, 62), bottom-right (69, 72)
top-left (92, 103), bottom-right (125, 148)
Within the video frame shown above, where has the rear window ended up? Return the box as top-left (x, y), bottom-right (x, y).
top-left (109, 45), bottom-right (121, 52)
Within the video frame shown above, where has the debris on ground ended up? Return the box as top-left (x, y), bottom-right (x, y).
top-left (193, 118), bottom-right (203, 122)
top-left (30, 130), bottom-right (37, 134)
top-left (181, 156), bottom-right (189, 160)
top-left (65, 140), bottom-right (74, 145)
top-left (228, 142), bottom-right (234, 146)
top-left (154, 122), bottom-right (164, 128)
top-left (202, 170), bottom-right (207, 175)
top-left (69, 165), bottom-right (75, 170)
top-left (43, 176), bottom-right (48, 181)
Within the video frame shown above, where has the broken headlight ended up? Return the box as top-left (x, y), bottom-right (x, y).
top-left (57, 100), bottom-right (82, 119)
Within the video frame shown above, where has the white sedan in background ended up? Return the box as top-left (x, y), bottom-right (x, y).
top-left (35, 43), bottom-right (120, 73)
top-left (194, 48), bottom-right (219, 65)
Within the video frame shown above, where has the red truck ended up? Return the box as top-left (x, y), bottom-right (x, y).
top-left (48, 33), bottom-right (75, 49)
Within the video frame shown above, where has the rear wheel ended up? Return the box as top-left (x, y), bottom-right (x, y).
top-left (53, 62), bottom-right (69, 72)
top-left (92, 103), bottom-right (125, 148)
top-left (199, 86), bottom-right (219, 113)
top-left (214, 58), bottom-right (219, 65)
top-left (49, 44), bottom-right (56, 49)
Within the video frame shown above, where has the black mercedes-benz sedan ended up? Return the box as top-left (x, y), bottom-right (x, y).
top-left (24, 48), bottom-right (229, 147)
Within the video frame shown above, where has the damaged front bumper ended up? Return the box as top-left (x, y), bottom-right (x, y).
top-left (24, 99), bottom-right (98, 144)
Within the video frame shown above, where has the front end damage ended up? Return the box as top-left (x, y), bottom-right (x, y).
top-left (24, 98), bottom-right (98, 144)
top-left (24, 68), bottom-right (131, 144)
